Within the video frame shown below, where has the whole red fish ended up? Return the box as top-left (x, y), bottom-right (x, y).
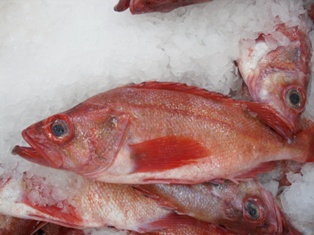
top-left (238, 18), bottom-right (312, 140)
top-left (0, 172), bottom-right (196, 233)
top-left (12, 82), bottom-right (314, 184)
top-left (135, 179), bottom-right (300, 235)
top-left (114, 0), bottom-right (211, 14)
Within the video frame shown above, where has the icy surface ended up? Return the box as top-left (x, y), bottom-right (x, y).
top-left (280, 163), bottom-right (314, 235)
top-left (0, 0), bottom-right (313, 234)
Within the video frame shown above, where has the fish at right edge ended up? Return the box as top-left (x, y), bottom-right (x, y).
top-left (134, 179), bottom-right (300, 235)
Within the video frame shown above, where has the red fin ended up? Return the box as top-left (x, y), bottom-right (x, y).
top-left (29, 221), bottom-right (48, 235)
top-left (235, 161), bottom-right (277, 179)
top-left (130, 136), bottom-right (210, 173)
top-left (128, 81), bottom-right (231, 102)
top-left (114, 0), bottom-right (130, 12)
top-left (133, 185), bottom-right (179, 211)
top-left (244, 102), bottom-right (294, 140)
top-left (22, 197), bottom-right (83, 228)
top-left (21, 176), bottom-right (83, 228)
top-left (139, 213), bottom-right (200, 232)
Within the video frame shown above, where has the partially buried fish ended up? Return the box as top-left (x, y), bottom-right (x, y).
top-left (114, 0), bottom-right (313, 140)
top-left (0, 171), bottom-right (196, 233)
top-left (114, 0), bottom-right (211, 14)
top-left (135, 179), bottom-right (300, 235)
top-left (12, 82), bottom-right (314, 184)
top-left (238, 17), bottom-right (312, 140)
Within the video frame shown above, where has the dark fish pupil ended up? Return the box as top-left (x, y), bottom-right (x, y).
top-left (245, 201), bottom-right (259, 220)
top-left (248, 206), bottom-right (257, 217)
top-left (289, 92), bottom-right (300, 105)
top-left (51, 120), bottom-right (68, 137)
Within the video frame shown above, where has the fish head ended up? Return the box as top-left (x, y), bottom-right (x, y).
top-left (239, 21), bottom-right (312, 139)
top-left (12, 104), bottom-right (130, 178)
top-left (217, 179), bottom-right (283, 234)
top-left (253, 71), bottom-right (307, 138)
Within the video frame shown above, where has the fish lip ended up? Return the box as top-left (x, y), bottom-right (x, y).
top-left (12, 130), bottom-right (62, 168)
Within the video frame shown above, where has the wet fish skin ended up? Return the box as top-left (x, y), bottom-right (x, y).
top-left (238, 18), bottom-right (312, 140)
top-left (12, 82), bottom-right (314, 184)
top-left (135, 179), bottom-right (289, 235)
top-left (114, 0), bottom-right (212, 14)
top-left (0, 172), bottom-right (195, 233)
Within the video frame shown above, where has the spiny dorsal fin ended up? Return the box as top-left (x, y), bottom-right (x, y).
top-left (126, 81), bottom-right (231, 102)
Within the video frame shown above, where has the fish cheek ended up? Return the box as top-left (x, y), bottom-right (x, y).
top-left (89, 114), bottom-right (130, 168)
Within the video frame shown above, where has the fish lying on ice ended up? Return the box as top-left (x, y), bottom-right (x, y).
top-left (114, 1), bottom-right (313, 140)
top-left (114, 0), bottom-right (211, 14)
top-left (134, 179), bottom-right (299, 235)
top-left (12, 82), bottom-right (314, 184)
top-left (0, 171), bottom-right (198, 233)
top-left (238, 17), bottom-right (312, 140)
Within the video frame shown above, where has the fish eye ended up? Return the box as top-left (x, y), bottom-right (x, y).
top-left (44, 114), bottom-right (73, 144)
top-left (243, 197), bottom-right (265, 223)
top-left (285, 88), bottom-right (304, 109)
top-left (51, 120), bottom-right (68, 137)
top-left (245, 200), bottom-right (259, 220)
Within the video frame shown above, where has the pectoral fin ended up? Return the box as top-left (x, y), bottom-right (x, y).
top-left (244, 102), bottom-right (294, 140)
top-left (130, 136), bottom-right (210, 173)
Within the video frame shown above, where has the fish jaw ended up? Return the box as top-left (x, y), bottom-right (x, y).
top-left (12, 126), bottom-right (64, 168)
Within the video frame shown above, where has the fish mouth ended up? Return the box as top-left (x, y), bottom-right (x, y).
top-left (12, 130), bottom-right (62, 168)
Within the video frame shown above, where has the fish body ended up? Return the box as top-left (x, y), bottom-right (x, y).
top-left (0, 172), bottom-right (194, 233)
top-left (135, 179), bottom-right (299, 235)
top-left (12, 82), bottom-right (314, 184)
top-left (238, 19), bottom-right (312, 139)
top-left (114, 0), bottom-right (211, 14)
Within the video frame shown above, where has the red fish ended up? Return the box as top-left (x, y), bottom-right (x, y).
top-left (114, 0), bottom-right (211, 14)
top-left (238, 18), bottom-right (312, 140)
top-left (0, 172), bottom-right (197, 233)
top-left (135, 179), bottom-right (300, 235)
top-left (12, 82), bottom-right (314, 184)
